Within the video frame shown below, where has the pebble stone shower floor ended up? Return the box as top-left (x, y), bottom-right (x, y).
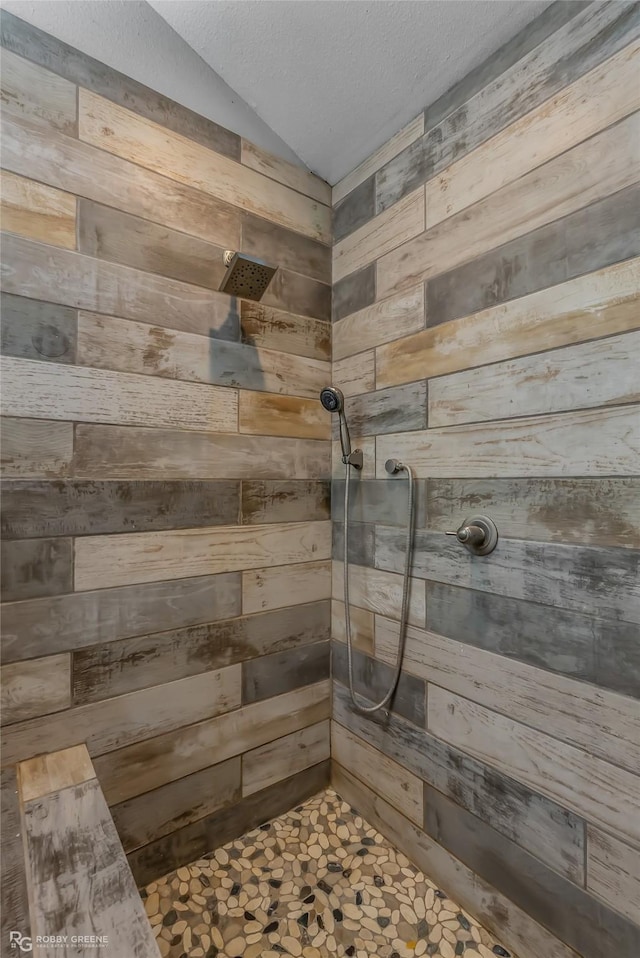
top-left (142, 788), bottom-right (515, 958)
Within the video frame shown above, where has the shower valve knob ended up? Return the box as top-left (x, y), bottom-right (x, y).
top-left (445, 515), bottom-right (498, 556)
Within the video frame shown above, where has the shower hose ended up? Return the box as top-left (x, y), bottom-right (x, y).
top-left (343, 459), bottom-right (416, 715)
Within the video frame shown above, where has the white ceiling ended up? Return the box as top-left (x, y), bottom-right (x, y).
top-left (150, 0), bottom-right (550, 184)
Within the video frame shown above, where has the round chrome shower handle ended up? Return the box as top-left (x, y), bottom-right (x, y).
top-left (445, 515), bottom-right (499, 556)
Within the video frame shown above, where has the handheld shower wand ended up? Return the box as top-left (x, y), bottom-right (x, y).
top-left (319, 386), bottom-right (362, 470)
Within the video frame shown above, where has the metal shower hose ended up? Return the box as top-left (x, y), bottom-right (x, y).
top-left (343, 459), bottom-right (416, 715)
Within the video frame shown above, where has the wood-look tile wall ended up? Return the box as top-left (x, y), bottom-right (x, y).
top-left (0, 9), bottom-right (332, 921)
top-left (330, 4), bottom-right (640, 958)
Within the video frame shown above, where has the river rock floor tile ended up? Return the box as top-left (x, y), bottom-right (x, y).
top-left (143, 788), bottom-right (515, 958)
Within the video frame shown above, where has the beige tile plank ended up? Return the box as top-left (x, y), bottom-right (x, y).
top-left (1, 655), bottom-right (71, 726)
top-left (242, 560), bottom-right (331, 615)
top-left (0, 171), bottom-right (76, 249)
top-left (242, 719), bottom-right (331, 796)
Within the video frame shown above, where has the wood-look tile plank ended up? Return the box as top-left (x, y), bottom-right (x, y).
top-left (332, 642), bottom-right (426, 727)
top-left (376, 405), bottom-right (640, 479)
top-left (586, 825), bottom-right (640, 924)
top-left (1, 479), bottom-right (240, 539)
top-left (331, 436), bottom-right (376, 480)
top-left (79, 90), bottom-right (330, 244)
top-left (1, 654), bottom-right (70, 725)
top-left (239, 391), bottom-right (330, 439)
top-left (242, 560), bottom-right (331, 614)
top-left (0, 417), bottom-right (73, 479)
top-left (341, 382), bottom-right (427, 437)
top-left (377, 115), bottom-right (640, 299)
top-left (74, 424), bottom-right (330, 480)
top-left (17, 744), bottom-right (94, 803)
top-left (242, 720), bottom-right (330, 796)
top-left (2, 665), bottom-right (242, 767)
top-left (0, 47), bottom-right (76, 133)
top-left (0, 171), bottom-right (76, 249)
top-left (428, 686), bottom-right (640, 846)
top-left (77, 311), bottom-right (329, 399)
top-left (94, 681), bottom-right (330, 805)
top-left (378, 258), bottom-right (640, 388)
top-left (261, 267), bottom-right (331, 322)
top-left (333, 177), bottom-right (376, 243)
top-left (74, 520), bottom-right (331, 590)
top-left (0, 768), bottom-right (30, 944)
top-left (333, 350), bottom-right (375, 398)
top-left (1, 356), bottom-right (238, 433)
top-left (242, 640), bottom-right (330, 704)
top-left (72, 600), bottom-right (329, 704)
top-left (1, 113), bottom-right (242, 249)
top-left (240, 301), bottom-right (330, 361)
top-left (111, 758), bottom-right (241, 853)
top-left (332, 722), bottom-right (423, 824)
top-left (1, 536), bottom-right (72, 602)
top-left (429, 331), bottom-right (640, 427)
top-left (332, 263), bottom-right (376, 322)
top-left (241, 479), bottom-right (330, 525)
top-left (1, 572), bottom-right (241, 664)
top-left (241, 139), bottom-right (331, 205)
top-left (375, 616), bottom-right (640, 772)
top-left (333, 286), bottom-right (424, 361)
top-left (1, 294), bottom-right (77, 365)
top-left (1, 233), bottom-right (241, 341)
top-left (332, 560), bottom-right (426, 627)
top-left (242, 210), bottom-right (331, 285)
top-left (331, 599), bottom-right (374, 654)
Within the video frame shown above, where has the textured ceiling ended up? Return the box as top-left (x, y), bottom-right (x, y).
top-left (150, 0), bottom-right (550, 184)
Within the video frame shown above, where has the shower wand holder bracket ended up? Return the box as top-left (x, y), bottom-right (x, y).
top-left (343, 449), bottom-right (363, 470)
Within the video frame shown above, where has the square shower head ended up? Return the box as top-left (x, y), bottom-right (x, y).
top-left (220, 251), bottom-right (277, 302)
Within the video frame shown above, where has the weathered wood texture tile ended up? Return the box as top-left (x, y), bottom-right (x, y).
top-left (332, 764), bottom-right (581, 958)
top-left (1, 654), bottom-right (70, 725)
top-left (333, 681), bottom-right (584, 883)
top-left (2, 572), bottom-right (241, 663)
top-left (423, 784), bottom-right (640, 958)
top-left (332, 519), bottom-right (376, 568)
top-left (242, 211), bottom-right (331, 285)
top-left (72, 600), bottom-right (330, 704)
top-left (242, 640), bottom-right (331, 704)
top-left (0, 9), bottom-right (242, 159)
top-left (340, 382), bottom-right (427, 437)
top-left (332, 642), bottom-right (425, 727)
top-left (1, 294), bottom-right (77, 365)
top-left (586, 825), bottom-right (640, 925)
top-left (95, 681), bottom-right (330, 805)
top-left (20, 776), bottom-right (160, 958)
top-left (332, 560), bottom-right (426, 627)
top-left (73, 424), bottom-right (330, 480)
top-left (17, 744), bottom-right (95, 803)
top-left (0, 45), bottom-right (76, 133)
top-left (333, 285), bottom-right (424, 361)
top-left (76, 312), bottom-right (329, 399)
top-left (1, 479), bottom-right (240, 539)
top-left (0, 768), bottom-right (30, 945)
top-left (331, 600), bottom-right (375, 654)
top-left (128, 761), bottom-right (330, 888)
top-left (240, 301), bottom-right (330, 361)
top-left (242, 720), bottom-right (331, 796)
top-left (111, 758), bottom-right (242, 853)
top-left (74, 520), bottom-right (331, 590)
top-left (333, 350), bottom-right (375, 398)
top-left (332, 722), bottom-right (423, 824)
top-left (2, 114), bottom-right (243, 250)
top-left (79, 90), bottom-right (330, 243)
top-left (241, 480), bottom-right (330, 525)
top-left (333, 177), bottom-right (376, 244)
top-left (332, 263), bottom-right (376, 322)
top-left (333, 477), bottom-right (427, 528)
top-left (242, 560), bottom-right (331, 614)
top-left (1, 170), bottom-right (76, 249)
top-left (261, 267), bottom-right (331, 322)
top-left (240, 139), bottom-right (331, 205)
top-left (2, 665), bottom-right (242, 767)
top-left (239, 391), bottom-right (330, 439)
top-left (0, 417), bottom-right (73, 478)
top-left (428, 687), bottom-right (640, 846)
top-left (1, 536), bottom-right (73, 601)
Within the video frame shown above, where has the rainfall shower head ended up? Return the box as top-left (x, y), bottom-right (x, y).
top-left (220, 251), bottom-right (277, 302)
top-left (320, 385), bottom-right (344, 413)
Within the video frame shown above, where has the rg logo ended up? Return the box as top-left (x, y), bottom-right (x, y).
top-left (9, 932), bottom-right (32, 952)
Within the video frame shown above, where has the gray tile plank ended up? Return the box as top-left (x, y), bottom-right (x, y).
top-left (127, 760), bottom-right (330, 887)
top-left (1, 572), bottom-right (242, 663)
top-left (332, 642), bottom-right (425, 727)
top-left (0, 767), bottom-right (30, 944)
top-left (242, 212), bottom-right (331, 285)
top-left (0, 9), bottom-right (241, 160)
top-left (339, 382), bottom-right (428, 437)
top-left (241, 479), bottom-right (330, 525)
top-left (426, 185), bottom-right (640, 327)
top-left (426, 477), bottom-right (640, 549)
top-left (111, 758), bottom-right (241, 853)
top-left (262, 268), bottom-right (331, 322)
top-left (1, 293), bottom-right (77, 365)
top-left (1, 536), bottom-right (72, 602)
top-left (333, 263), bottom-right (376, 322)
top-left (376, 529), bottom-right (640, 625)
top-left (332, 478), bottom-right (427, 527)
top-left (242, 638), bottom-right (330, 704)
top-left (1, 479), bottom-right (240, 539)
top-left (333, 681), bottom-right (585, 883)
top-left (77, 199), bottom-right (227, 291)
top-left (423, 785), bottom-right (640, 958)
top-left (333, 176), bottom-right (376, 242)
top-left (73, 601), bottom-right (330, 703)
top-left (423, 1), bottom-right (589, 131)
top-left (332, 520), bottom-right (376, 567)
top-left (377, 2), bottom-right (640, 212)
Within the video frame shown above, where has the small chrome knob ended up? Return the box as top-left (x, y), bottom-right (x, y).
top-left (445, 515), bottom-right (498, 556)
top-left (385, 459), bottom-right (404, 474)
